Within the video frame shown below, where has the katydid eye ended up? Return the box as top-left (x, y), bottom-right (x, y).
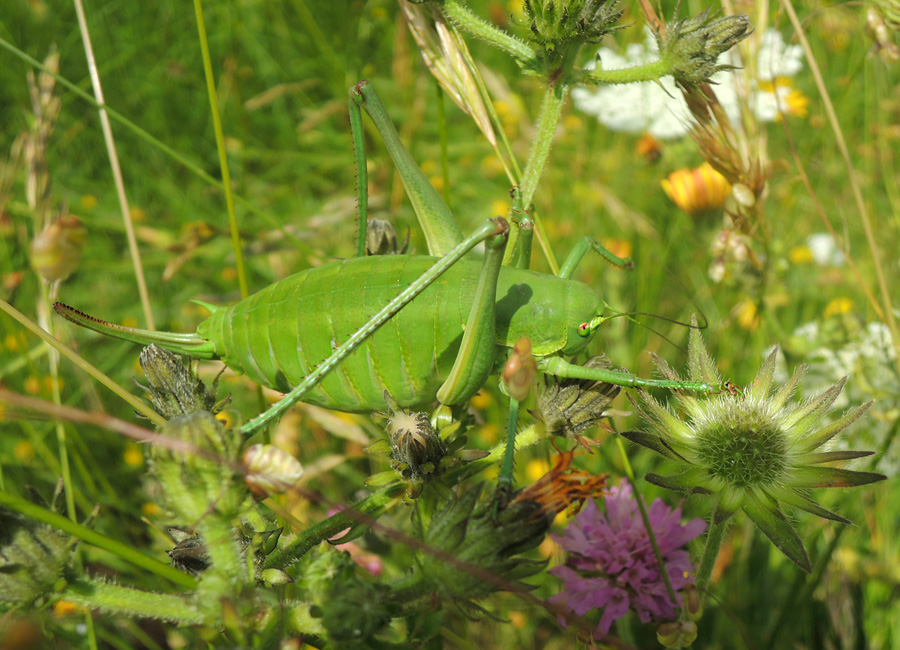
top-left (577, 323), bottom-right (591, 336)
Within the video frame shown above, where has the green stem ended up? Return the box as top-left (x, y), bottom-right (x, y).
top-left (262, 483), bottom-right (404, 569)
top-left (615, 438), bottom-right (677, 608)
top-left (580, 58), bottom-right (673, 85)
top-left (695, 515), bottom-right (728, 592)
top-left (65, 577), bottom-right (205, 625)
top-left (440, 0), bottom-right (536, 63)
top-left (194, 0), bottom-right (248, 300)
top-left (504, 82), bottom-right (569, 272)
top-left (0, 489), bottom-right (196, 589)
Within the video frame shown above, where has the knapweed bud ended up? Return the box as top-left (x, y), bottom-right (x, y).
top-left (29, 215), bottom-right (87, 282)
top-left (539, 356), bottom-right (620, 438)
top-left (502, 337), bottom-right (537, 401)
top-left (242, 444), bottom-right (304, 499)
top-left (139, 345), bottom-right (219, 420)
top-left (522, 0), bottom-right (623, 49)
top-left (657, 621), bottom-right (698, 648)
top-left (658, 11), bottom-right (752, 83)
top-left (365, 218), bottom-right (408, 255)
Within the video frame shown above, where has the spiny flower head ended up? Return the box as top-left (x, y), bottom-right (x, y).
top-left (548, 480), bottom-right (706, 638)
top-left (523, 0), bottom-right (624, 50)
top-left (624, 322), bottom-right (886, 571)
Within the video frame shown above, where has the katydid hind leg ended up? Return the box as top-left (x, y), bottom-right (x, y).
top-left (350, 80), bottom-right (464, 257)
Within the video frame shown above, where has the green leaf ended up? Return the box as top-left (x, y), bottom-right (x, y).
top-left (620, 430), bottom-right (687, 461)
top-left (804, 449), bottom-right (874, 464)
top-left (645, 469), bottom-right (713, 494)
top-left (747, 348), bottom-right (779, 400)
top-left (743, 496), bottom-right (811, 572)
top-left (774, 489), bottom-right (850, 524)
top-left (784, 466), bottom-right (887, 489)
top-left (797, 402), bottom-right (872, 453)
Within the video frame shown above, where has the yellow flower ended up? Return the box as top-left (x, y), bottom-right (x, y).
top-left (13, 441), bottom-right (35, 462)
top-left (525, 458), bottom-right (551, 482)
top-left (123, 443), bottom-right (144, 468)
top-left (789, 245), bottom-right (814, 264)
top-left (736, 299), bottom-right (760, 331)
top-left (661, 163), bottom-right (731, 215)
top-left (600, 238), bottom-right (632, 260)
top-left (824, 297), bottom-right (853, 318)
top-left (52, 600), bottom-right (83, 617)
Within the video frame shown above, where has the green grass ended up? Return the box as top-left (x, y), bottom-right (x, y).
top-left (1, 1), bottom-right (898, 648)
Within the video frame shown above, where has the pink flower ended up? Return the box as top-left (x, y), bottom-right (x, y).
top-left (548, 481), bottom-right (706, 638)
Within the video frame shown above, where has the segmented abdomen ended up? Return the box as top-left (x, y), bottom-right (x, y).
top-left (197, 255), bottom-right (476, 412)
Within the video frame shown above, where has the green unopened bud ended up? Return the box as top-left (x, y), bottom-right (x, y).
top-left (657, 620), bottom-right (698, 648)
top-left (252, 527), bottom-right (284, 556)
top-left (29, 215), bottom-right (87, 282)
top-left (139, 345), bottom-right (220, 420)
top-left (539, 355), bottom-right (620, 438)
top-left (523, 0), bottom-right (623, 49)
top-left (659, 10), bottom-right (752, 83)
top-left (0, 508), bottom-right (73, 605)
top-left (365, 218), bottom-right (408, 255)
top-left (421, 483), bottom-right (551, 600)
top-left (260, 568), bottom-right (293, 586)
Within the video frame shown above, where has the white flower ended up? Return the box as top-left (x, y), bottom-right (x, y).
top-left (806, 233), bottom-right (845, 266)
top-left (573, 28), bottom-right (805, 139)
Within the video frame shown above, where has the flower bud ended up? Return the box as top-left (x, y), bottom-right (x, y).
top-left (365, 218), bottom-right (408, 255)
top-left (0, 508), bottom-right (73, 605)
top-left (502, 337), bottom-right (537, 401)
top-left (657, 621), bottom-right (698, 648)
top-left (659, 11), bottom-right (752, 83)
top-left (384, 396), bottom-right (446, 480)
top-left (139, 344), bottom-right (219, 420)
top-left (523, 0), bottom-right (624, 49)
top-left (29, 215), bottom-right (87, 282)
top-left (539, 356), bottom-right (620, 438)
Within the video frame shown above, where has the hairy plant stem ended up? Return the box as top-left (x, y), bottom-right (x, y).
top-left (440, 0), bottom-right (536, 63)
top-left (581, 57), bottom-right (674, 85)
top-left (695, 516), bottom-right (728, 593)
top-left (65, 577), bottom-right (206, 625)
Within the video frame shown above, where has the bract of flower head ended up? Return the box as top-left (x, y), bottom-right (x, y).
top-left (624, 323), bottom-right (886, 572)
top-left (548, 480), bottom-right (706, 638)
top-left (572, 28), bottom-right (806, 139)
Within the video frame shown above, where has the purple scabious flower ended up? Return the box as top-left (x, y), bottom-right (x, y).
top-left (548, 481), bottom-right (706, 638)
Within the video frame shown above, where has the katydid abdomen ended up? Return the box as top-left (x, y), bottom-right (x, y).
top-left (57, 254), bottom-right (600, 413)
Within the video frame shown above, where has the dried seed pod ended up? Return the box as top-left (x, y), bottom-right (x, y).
top-left (29, 215), bottom-right (87, 282)
top-left (242, 444), bottom-right (304, 499)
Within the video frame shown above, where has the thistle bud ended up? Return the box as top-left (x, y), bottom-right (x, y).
top-left (658, 11), bottom-right (752, 84)
top-left (539, 356), bottom-right (620, 438)
top-left (502, 337), bottom-right (537, 401)
top-left (0, 511), bottom-right (73, 606)
top-left (523, 0), bottom-right (624, 49)
top-left (242, 444), bottom-right (304, 499)
top-left (139, 345), bottom-right (220, 420)
top-left (29, 215), bottom-right (87, 282)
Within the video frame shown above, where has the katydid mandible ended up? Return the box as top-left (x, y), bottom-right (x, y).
top-left (55, 80), bottom-right (715, 439)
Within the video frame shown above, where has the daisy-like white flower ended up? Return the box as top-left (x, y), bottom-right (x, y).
top-left (548, 480), bottom-right (706, 638)
top-left (625, 323), bottom-right (887, 571)
top-left (572, 28), bottom-right (806, 139)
